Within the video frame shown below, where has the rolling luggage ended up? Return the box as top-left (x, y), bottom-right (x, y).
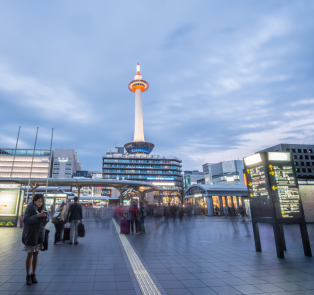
top-left (63, 224), bottom-right (71, 242)
top-left (120, 219), bottom-right (130, 234)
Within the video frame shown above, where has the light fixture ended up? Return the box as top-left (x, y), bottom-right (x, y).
top-left (244, 153), bottom-right (262, 166)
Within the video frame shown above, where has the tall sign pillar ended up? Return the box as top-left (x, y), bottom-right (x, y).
top-left (244, 152), bottom-right (312, 258)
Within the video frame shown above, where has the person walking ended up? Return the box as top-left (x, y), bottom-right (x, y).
top-left (139, 202), bottom-right (146, 234)
top-left (66, 197), bottom-right (83, 245)
top-left (22, 194), bottom-right (47, 285)
top-left (129, 202), bottom-right (139, 234)
top-left (54, 202), bottom-right (66, 245)
top-left (50, 204), bottom-right (55, 219)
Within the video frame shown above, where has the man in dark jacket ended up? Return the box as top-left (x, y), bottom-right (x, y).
top-left (66, 197), bottom-right (82, 245)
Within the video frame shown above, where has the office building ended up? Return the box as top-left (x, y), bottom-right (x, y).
top-left (259, 144), bottom-right (314, 179)
top-left (0, 149), bottom-right (52, 178)
top-left (183, 170), bottom-right (204, 190)
top-left (203, 160), bottom-right (245, 185)
top-left (102, 64), bottom-right (183, 204)
top-left (52, 149), bottom-right (78, 179)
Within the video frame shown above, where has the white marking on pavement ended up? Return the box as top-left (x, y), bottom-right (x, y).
top-left (113, 218), bottom-right (162, 295)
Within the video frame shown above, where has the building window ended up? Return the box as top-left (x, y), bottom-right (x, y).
top-left (299, 155), bottom-right (303, 160)
top-left (294, 162), bottom-right (299, 166)
top-left (305, 155), bottom-right (309, 160)
top-left (298, 149), bottom-right (302, 153)
top-left (302, 168), bottom-right (306, 173)
top-left (292, 149), bottom-right (296, 153)
top-left (301, 162), bottom-right (305, 166)
top-left (308, 168), bottom-right (312, 173)
top-left (304, 149), bottom-right (308, 153)
top-left (306, 162), bottom-right (310, 166)
top-left (311, 156), bottom-right (314, 160)
top-left (293, 155), bottom-right (297, 159)
top-left (309, 149), bottom-right (313, 153)
top-left (286, 148), bottom-right (290, 151)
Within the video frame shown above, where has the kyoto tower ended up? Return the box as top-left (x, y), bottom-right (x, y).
top-left (124, 63), bottom-right (154, 154)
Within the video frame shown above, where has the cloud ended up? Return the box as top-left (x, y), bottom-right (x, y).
top-left (0, 1), bottom-right (313, 172)
top-left (0, 63), bottom-right (95, 123)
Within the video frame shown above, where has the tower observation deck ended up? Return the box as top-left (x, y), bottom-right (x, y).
top-left (124, 63), bottom-right (154, 154)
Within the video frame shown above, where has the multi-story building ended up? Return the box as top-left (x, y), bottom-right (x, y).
top-left (103, 149), bottom-right (182, 204)
top-left (0, 149), bottom-right (53, 178)
top-left (259, 144), bottom-right (314, 179)
top-left (202, 160), bottom-right (245, 185)
top-left (183, 170), bottom-right (204, 190)
top-left (52, 149), bottom-right (78, 179)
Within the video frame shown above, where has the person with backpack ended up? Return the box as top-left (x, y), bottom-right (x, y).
top-left (129, 202), bottom-right (139, 234)
top-left (139, 202), bottom-right (146, 234)
top-left (66, 197), bottom-right (83, 245)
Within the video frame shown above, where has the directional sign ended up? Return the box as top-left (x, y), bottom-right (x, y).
top-left (269, 171), bottom-right (275, 176)
top-left (272, 186), bottom-right (277, 190)
top-left (269, 165), bottom-right (273, 170)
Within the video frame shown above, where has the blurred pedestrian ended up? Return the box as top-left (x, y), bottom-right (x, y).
top-left (139, 202), bottom-right (146, 233)
top-left (67, 196), bottom-right (83, 245)
top-left (54, 202), bottom-right (66, 245)
top-left (50, 204), bottom-right (55, 219)
top-left (178, 204), bottom-right (184, 222)
top-left (129, 202), bottom-right (139, 234)
top-left (22, 194), bottom-right (47, 285)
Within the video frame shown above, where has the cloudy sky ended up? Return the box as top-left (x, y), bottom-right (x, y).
top-left (1, 1), bottom-right (314, 171)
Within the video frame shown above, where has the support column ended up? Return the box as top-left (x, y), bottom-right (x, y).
top-left (273, 221), bottom-right (285, 258)
top-left (207, 196), bottom-right (213, 216)
top-left (219, 196), bottom-right (224, 216)
top-left (300, 222), bottom-right (312, 257)
top-left (77, 185), bottom-right (81, 201)
top-left (252, 221), bottom-right (262, 252)
top-left (31, 184), bottom-right (39, 201)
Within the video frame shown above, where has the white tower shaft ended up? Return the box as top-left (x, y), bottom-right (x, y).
top-left (134, 88), bottom-right (145, 142)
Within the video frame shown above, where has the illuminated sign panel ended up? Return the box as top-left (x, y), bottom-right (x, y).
top-left (244, 152), bottom-right (304, 219)
top-left (244, 153), bottom-right (262, 166)
top-left (147, 177), bottom-right (175, 181)
top-left (128, 147), bottom-right (150, 154)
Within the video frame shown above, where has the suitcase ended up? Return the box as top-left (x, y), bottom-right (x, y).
top-left (120, 219), bottom-right (130, 234)
top-left (63, 225), bottom-right (71, 242)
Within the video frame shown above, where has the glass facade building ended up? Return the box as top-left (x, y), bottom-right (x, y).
top-left (102, 150), bottom-right (182, 205)
top-left (0, 149), bottom-right (52, 178)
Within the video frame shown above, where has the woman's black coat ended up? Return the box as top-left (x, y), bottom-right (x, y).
top-left (22, 201), bottom-right (45, 246)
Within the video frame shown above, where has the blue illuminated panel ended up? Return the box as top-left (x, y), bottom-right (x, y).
top-left (147, 177), bottom-right (175, 181)
top-left (128, 147), bottom-right (150, 154)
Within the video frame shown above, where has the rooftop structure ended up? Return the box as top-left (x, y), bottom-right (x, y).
top-left (259, 143), bottom-right (314, 179)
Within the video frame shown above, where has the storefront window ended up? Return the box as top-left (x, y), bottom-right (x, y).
top-left (222, 197), bottom-right (226, 207)
top-left (227, 196), bottom-right (232, 207)
top-left (233, 196), bottom-right (238, 209)
top-left (238, 197), bottom-right (242, 206)
top-left (212, 196), bottom-right (220, 215)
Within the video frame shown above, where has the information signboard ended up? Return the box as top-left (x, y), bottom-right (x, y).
top-left (266, 152), bottom-right (302, 219)
top-left (243, 152), bottom-right (311, 258)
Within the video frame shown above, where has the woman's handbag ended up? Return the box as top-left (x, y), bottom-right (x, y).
top-left (41, 229), bottom-right (50, 251)
top-left (52, 211), bottom-right (61, 224)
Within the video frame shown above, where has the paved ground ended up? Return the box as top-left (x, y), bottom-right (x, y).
top-left (1, 216), bottom-right (314, 295)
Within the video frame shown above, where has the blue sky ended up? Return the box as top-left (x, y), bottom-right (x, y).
top-left (1, 1), bottom-right (314, 171)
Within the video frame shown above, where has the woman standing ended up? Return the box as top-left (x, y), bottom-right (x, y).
top-left (22, 193), bottom-right (47, 285)
top-left (54, 202), bottom-right (66, 245)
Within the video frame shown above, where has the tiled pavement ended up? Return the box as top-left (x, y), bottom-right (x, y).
top-left (0, 216), bottom-right (314, 295)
